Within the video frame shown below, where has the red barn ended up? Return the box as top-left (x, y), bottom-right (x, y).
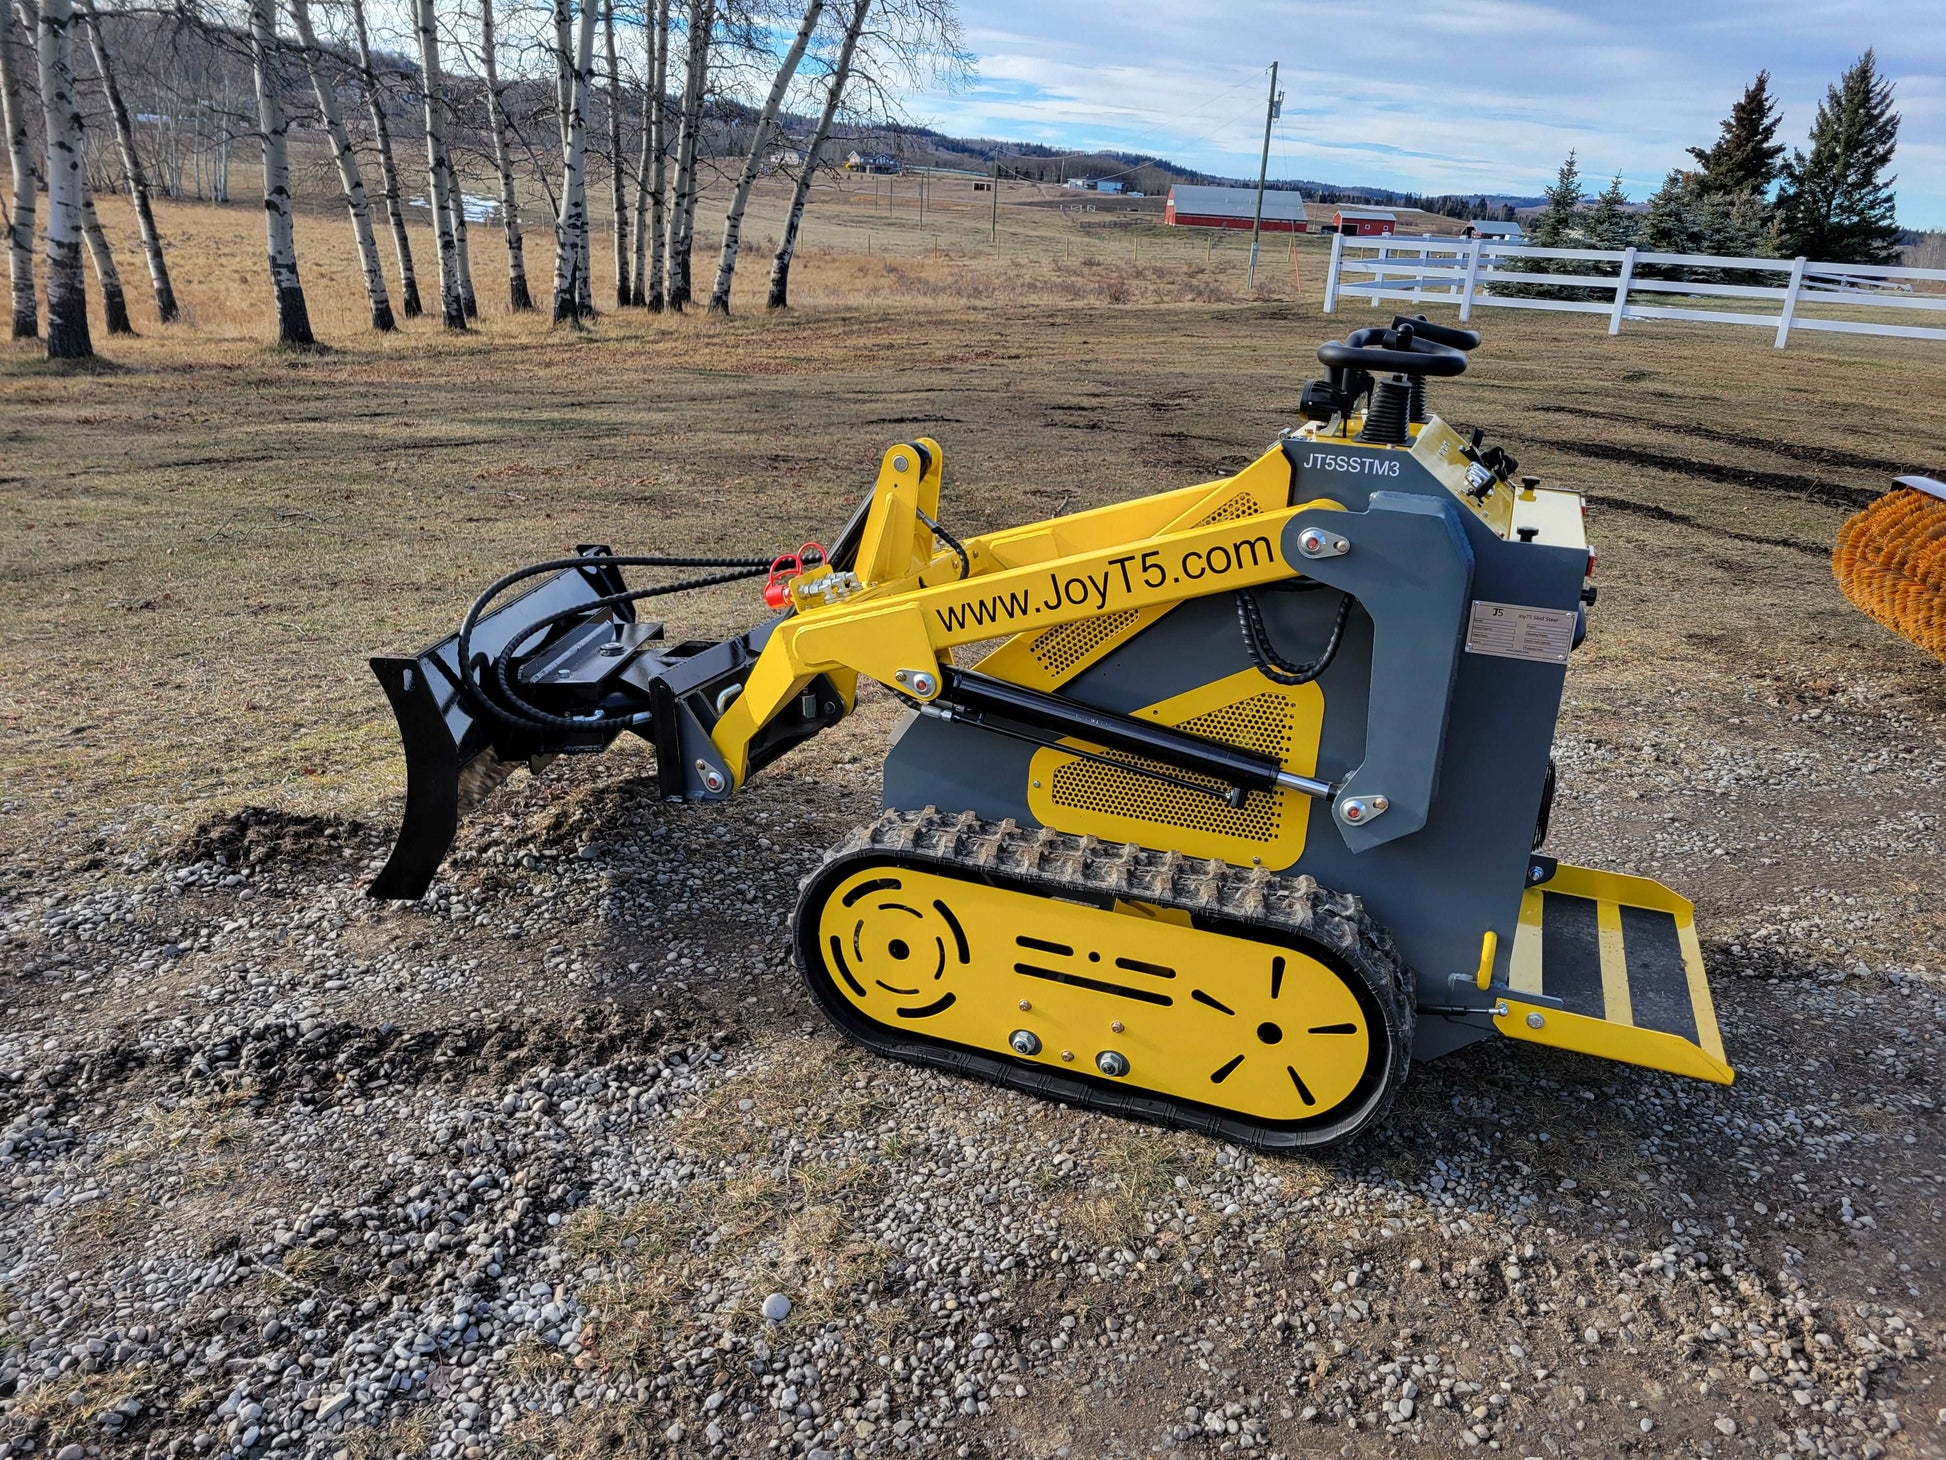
top-left (1333, 208), bottom-right (1396, 237)
top-left (1164, 184), bottom-right (1309, 233)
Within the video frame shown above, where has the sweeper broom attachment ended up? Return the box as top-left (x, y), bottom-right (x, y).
top-left (1834, 475), bottom-right (1946, 662)
top-left (369, 320), bottom-right (1734, 1149)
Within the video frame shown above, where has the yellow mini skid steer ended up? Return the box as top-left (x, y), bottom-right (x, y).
top-left (368, 320), bottom-right (1733, 1149)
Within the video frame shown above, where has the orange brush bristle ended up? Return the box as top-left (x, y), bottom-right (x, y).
top-left (1833, 486), bottom-right (1946, 663)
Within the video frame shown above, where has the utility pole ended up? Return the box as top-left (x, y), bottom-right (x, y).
top-left (990, 160), bottom-right (999, 244)
top-left (1247, 61), bottom-right (1282, 289)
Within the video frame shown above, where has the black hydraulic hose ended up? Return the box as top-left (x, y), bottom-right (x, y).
top-left (455, 551), bottom-right (804, 734)
top-left (1235, 588), bottom-right (1354, 686)
top-left (916, 507), bottom-right (970, 580)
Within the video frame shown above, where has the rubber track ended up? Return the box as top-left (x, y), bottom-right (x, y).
top-left (794, 807), bottom-right (1417, 1151)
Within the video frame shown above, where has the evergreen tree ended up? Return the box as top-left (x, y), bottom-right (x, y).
top-left (1688, 71), bottom-right (1784, 199)
top-left (1585, 174), bottom-right (1635, 249)
top-left (1528, 150), bottom-right (1583, 247)
top-left (1773, 49), bottom-right (1902, 263)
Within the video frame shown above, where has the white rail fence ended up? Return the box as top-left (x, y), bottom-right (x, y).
top-left (1320, 233), bottom-right (1946, 348)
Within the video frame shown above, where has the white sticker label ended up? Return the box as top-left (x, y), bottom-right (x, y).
top-left (1465, 600), bottom-right (1576, 664)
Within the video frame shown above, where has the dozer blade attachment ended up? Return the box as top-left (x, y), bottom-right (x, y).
top-left (367, 552), bottom-right (635, 900)
top-left (1493, 863), bottom-right (1733, 1085)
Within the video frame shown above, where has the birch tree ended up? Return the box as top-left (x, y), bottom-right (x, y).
top-left (414, 0), bottom-right (466, 327)
top-left (1, 0), bottom-right (37, 338)
top-left (643, 0), bottom-right (668, 306)
top-left (76, 0), bottom-right (176, 321)
top-left (627, 17), bottom-right (651, 303)
top-left (601, 0), bottom-right (626, 305)
top-left (350, 0), bottom-right (421, 316)
top-left (37, 0), bottom-right (90, 356)
top-left (768, 0), bottom-right (865, 310)
top-left (550, 0), bottom-right (596, 321)
top-left (478, 0), bottom-right (530, 308)
top-left (549, 0), bottom-right (590, 314)
top-left (448, 175), bottom-right (477, 316)
top-left (287, 0), bottom-right (392, 330)
top-left (79, 184), bottom-right (132, 333)
top-left (661, 0), bottom-right (711, 311)
top-left (706, 0), bottom-right (821, 313)
top-left (247, 0), bottom-right (311, 344)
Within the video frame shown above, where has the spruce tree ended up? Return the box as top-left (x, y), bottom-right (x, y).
top-left (1529, 150), bottom-right (1583, 247)
top-left (1585, 174), bottom-right (1635, 250)
top-left (1688, 71), bottom-right (1784, 199)
top-left (1774, 49), bottom-right (1902, 263)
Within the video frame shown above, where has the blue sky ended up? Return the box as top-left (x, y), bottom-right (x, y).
top-left (904, 1), bottom-right (1946, 225)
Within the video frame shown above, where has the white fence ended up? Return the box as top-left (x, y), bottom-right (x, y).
top-left (1320, 232), bottom-right (1946, 348)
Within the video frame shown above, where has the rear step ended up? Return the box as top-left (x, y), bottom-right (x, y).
top-left (1492, 863), bottom-right (1733, 1085)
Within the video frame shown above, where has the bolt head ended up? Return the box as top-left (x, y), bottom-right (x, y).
top-left (892, 454), bottom-right (911, 473)
top-left (1018, 999), bottom-right (1031, 1012)
top-left (1059, 1050), bottom-right (1074, 1063)
top-left (1525, 1012), bottom-right (1545, 1030)
top-left (1110, 1021), bottom-right (1124, 1034)
top-left (1095, 1050), bottom-right (1129, 1078)
top-left (1008, 1029), bottom-right (1041, 1056)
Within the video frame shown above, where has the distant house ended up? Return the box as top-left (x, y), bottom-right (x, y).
top-left (1066, 178), bottom-right (1125, 194)
top-left (765, 143), bottom-right (807, 169)
top-left (1462, 220), bottom-right (1524, 241)
top-left (1333, 208), bottom-right (1396, 237)
top-left (845, 151), bottom-right (901, 174)
top-left (1164, 184), bottom-right (1309, 233)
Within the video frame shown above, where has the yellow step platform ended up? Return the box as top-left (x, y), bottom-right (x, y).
top-left (1492, 863), bottom-right (1733, 1085)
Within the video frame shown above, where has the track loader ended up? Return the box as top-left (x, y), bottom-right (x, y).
top-left (368, 320), bottom-right (1733, 1149)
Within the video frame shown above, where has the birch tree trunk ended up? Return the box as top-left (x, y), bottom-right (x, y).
top-left (0, 0), bottom-right (37, 338)
top-left (628, 17), bottom-right (651, 304)
top-left (602, 0), bottom-right (626, 306)
top-left (289, 0), bottom-right (392, 331)
top-left (76, 0), bottom-right (175, 321)
top-left (248, 0), bottom-right (311, 344)
top-left (413, 0), bottom-right (465, 328)
top-left (351, 0), bottom-right (421, 316)
top-left (79, 184), bottom-right (132, 333)
top-left (478, 0), bottom-right (531, 310)
top-left (768, 0), bottom-right (865, 310)
top-left (662, 0), bottom-right (711, 312)
top-left (645, 0), bottom-right (668, 308)
top-left (448, 173), bottom-right (477, 316)
top-left (706, 0), bottom-right (821, 314)
top-left (550, 0), bottom-right (596, 321)
top-left (38, 0), bottom-right (90, 356)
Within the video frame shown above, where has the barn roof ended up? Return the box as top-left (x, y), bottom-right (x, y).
top-left (1168, 185), bottom-right (1309, 221)
top-left (1335, 208), bottom-right (1397, 220)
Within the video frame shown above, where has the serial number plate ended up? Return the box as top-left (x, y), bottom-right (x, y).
top-left (1465, 600), bottom-right (1575, 664)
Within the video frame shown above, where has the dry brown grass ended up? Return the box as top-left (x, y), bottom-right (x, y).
top-left (3, 187), bottom-right (1945, 983)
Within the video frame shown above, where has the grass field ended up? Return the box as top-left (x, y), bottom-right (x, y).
top-left (5, 189), bottom-right (1946, 1458)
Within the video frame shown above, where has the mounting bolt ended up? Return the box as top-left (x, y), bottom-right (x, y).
top-left (893, 668), bottom-right (939, 699)
top-left (1340, 794), bottom-right (1389, 825)
top-left (1298, 527), bottom-right (1351, 559)
top-left (892, 454), bottom-right (911, 473)
top-left (694, 761), bottom-right (728, 794)
top-left (1008, 1029), bottom-right (1041, 1056)
top-left (1059, 1049), bottom-right (1075, 1063)
top-left (1525, 1012), bottom-right (1545, 1030)
top-left (1095, 1050), bottom-right (1130, 1078)
top-left (1018, 999), bottom-right (1031, 1012)
top-left (1110, 1021), bottom-right (1125, 1034)
top-left (1494, 1000), bottom-right (1510, 1017)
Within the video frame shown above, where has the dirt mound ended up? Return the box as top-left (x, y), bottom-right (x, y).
top-left (175, 805), bottom-right (372, 869)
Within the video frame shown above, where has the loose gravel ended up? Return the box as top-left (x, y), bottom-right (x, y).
top-left (2, 675), bottom-right (1942, 1460)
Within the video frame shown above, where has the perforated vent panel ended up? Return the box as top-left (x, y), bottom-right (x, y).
top-left (1195, 494), bottom-right (1260, 525)
top-left (1047, 692), bottom-right (1299, 845)
top-left (1027, 610), bottom-right (1141, 677)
